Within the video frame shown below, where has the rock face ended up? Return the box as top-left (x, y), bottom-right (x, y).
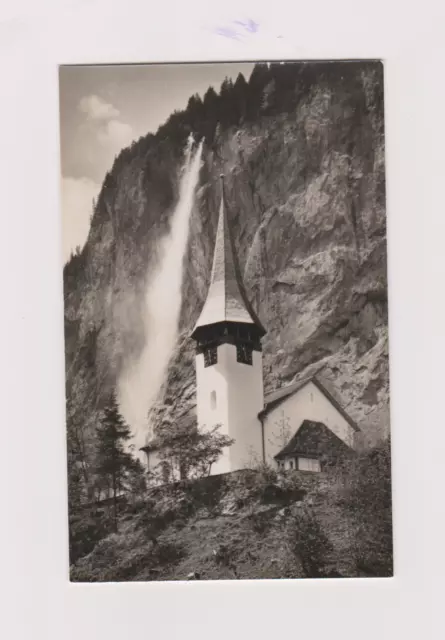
top-left (64, 61), bottom-right (389, 475)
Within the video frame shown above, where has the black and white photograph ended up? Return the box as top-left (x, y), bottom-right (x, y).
top-left (60, 60), bottom-right (392, 582)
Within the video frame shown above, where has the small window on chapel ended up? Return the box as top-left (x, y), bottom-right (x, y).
top-left (204, 346), bottom-right (217, 368)
top-left (236, 344), bottom-right (253, 365)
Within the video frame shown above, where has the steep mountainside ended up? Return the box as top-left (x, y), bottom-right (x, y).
top-left (64, 62), bottom-right (388, 481)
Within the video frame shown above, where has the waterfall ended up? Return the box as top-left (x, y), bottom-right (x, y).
top-left (118, 135), bottom-right (203, 451)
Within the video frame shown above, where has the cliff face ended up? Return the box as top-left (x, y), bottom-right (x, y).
top-left (64, 62), bottom-right (389, 471)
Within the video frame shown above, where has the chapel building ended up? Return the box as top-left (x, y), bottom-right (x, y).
top-left (143, 175), bottom-right (360, 477)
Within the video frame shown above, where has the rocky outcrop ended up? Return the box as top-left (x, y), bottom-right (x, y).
top-left (64, 62), bottom-right (389, 466)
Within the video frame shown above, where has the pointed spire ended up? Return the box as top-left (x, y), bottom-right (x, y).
top-left (191, 175), bottom-right (266, 338)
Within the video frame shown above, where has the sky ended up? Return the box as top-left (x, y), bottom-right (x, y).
top-left (59, 62), bottom-right (254, 262)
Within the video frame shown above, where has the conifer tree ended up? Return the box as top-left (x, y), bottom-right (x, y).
top-left (246, 63), bottom-right (272, 120)
top-left (203, 86), bottom-right (219, 111)
top-left (202, 86), bottom-right (219, 143)
top-left (218, 77), bottom-right (235, 127)
top-left (94, 395), bottom-right (139, 531)
top-left (186, 93), bottom-right (204, 128)
top-left (232, 72), bottom-right (249, 124)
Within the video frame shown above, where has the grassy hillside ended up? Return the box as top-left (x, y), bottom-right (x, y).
top-left (70, 440), bottom-right (392, 581)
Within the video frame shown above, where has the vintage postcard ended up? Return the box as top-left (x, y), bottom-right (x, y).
top-left (60, 61), bottom-right (392, 581)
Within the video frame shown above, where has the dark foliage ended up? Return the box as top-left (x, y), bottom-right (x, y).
top-left (342, 438), bottom-right (393, 576)
top-left (63, 245), bottom-right (87, 290)
top-left (136, 495), bottom-right (195, 544)
top-left (154, 421), bottom-right (234, 482)
top-left (69, 508), bottom-right (113, 565)
top-left (229, 463), bottom-right (305, 508)
top-left (284, 506), bottom-right (334, 578)
top-left (94, 395), bottom-right (145, 530)
top-left (178, 473), bottom-right (227, 516)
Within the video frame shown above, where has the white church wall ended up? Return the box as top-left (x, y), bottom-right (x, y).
top-left (196, 342), bottom-right (263, 474)
top-left (144, 449), bottom-right (159, 483)
top-left (227, 345), bottom-right (264, 470)
top-left (145, 448), bottom-right (161, 473)
top-left (196, 344), bottom-right (230, 475)
top-left (262, 381), bottom-right (355, 466)
top-left (298, 457), bottom-right (322, 472)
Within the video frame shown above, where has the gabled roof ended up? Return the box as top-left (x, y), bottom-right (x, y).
top-left (259, 374), bottom-right (360, 432)
top-left (191, 175), bottom-right (266, 338)
top-left (275, 419), bottom-right (354, 460)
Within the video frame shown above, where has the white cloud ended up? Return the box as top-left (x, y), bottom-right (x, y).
top-left (62, 97), bottom-right (133, 264)
top-left (77, 94), bottom-right (134, 160)
top-left (78, 94), bottom-right (120, 120)
top-left (61, 176), bottom-right (100, 263)
top-left (97, 119), bottom-right (134, 149)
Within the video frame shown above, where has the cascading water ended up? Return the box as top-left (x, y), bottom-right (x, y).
top-left (118, 134), bottom-right (204, 451)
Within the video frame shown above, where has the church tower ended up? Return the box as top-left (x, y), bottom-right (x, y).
top-left (191, 175), bottom-right (266, 474)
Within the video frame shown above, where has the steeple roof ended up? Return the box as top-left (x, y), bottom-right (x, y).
top-left (191, 175), bottom-right (266, 338)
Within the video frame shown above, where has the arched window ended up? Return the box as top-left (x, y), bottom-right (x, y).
top-left (236, 343), bottom-right (253, 365)
top-left (204, 346), bottom-right (217, 368)
top-left (210, 390), bottom-right (217, 410)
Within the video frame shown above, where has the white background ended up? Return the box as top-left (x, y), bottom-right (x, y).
top-left (1, 1), bottom-right (444, 638)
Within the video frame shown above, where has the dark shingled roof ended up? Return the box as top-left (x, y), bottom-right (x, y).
top-left (140, 442), bottom-right (159, 453)
top-left (274, 419), bottom-right (354, 460)
top-left (141, 414), bottom-right (197, 452)
top-left (191, 176), bottom-right (266, 338)
top-left (259, 374), bottom-right (360, 432)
